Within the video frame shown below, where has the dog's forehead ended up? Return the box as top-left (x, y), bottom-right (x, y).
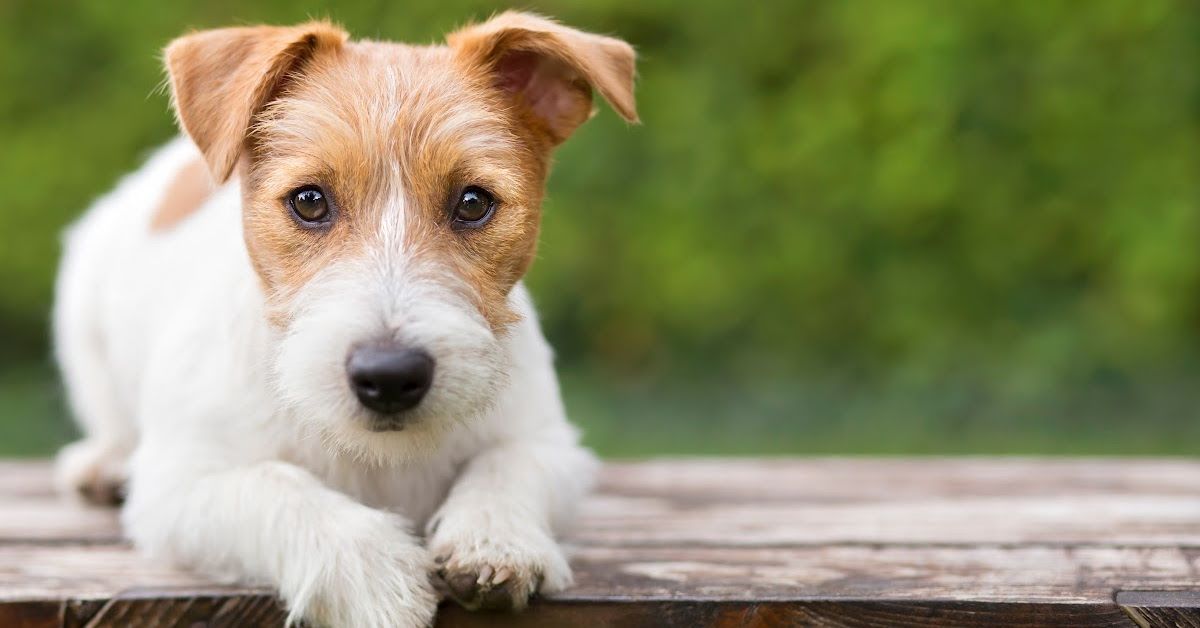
top-left (335, 40), bottom-right (462, 97)
top-left (273, 41), bottom-right (510, 148)
top-left (252, 40), bottom-right (525, 196)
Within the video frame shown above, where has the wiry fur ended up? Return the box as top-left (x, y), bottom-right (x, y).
top-left (52, 12), bottom-right (635, 627)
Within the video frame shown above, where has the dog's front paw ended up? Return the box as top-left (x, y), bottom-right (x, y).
top-left (435, 555), bottom-right (540, 611)
top-left (54, 439), bottom-right (129, 505)
top-left (299, 513), bottom-right (438, 628)
top-left (428, 518), bottom-right (571, 611)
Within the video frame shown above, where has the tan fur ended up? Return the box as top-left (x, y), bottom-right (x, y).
top-left (448, 12), bottom-right (638, 144)
top-left (165, 13), bottom-right (638, 330)
top-left (165, 22), bottom-right (348, 181)
top-left (149, 157), bottom-right (212, 232)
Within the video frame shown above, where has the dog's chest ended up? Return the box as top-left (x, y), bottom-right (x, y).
top-left (306, 454), bottom-right (462, 525)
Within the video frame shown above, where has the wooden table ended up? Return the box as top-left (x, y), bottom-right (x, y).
top-left (3, 458), bottom-right (1200, 626)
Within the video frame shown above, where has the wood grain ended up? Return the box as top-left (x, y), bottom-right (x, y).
top-left (9, 458), bottom-right (1200, 546)
top-left (5, 543), bottom-right (1200, 605)
top-left (435, 600), bottom-right (1135, 628)
top-left (4, 458), bottom-right (1200, 626)
top-left (1117, 590), bottom-right (1200, 628)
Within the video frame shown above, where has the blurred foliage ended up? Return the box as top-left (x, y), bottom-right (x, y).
top-left (1, 1), bottom-right (1199, 455)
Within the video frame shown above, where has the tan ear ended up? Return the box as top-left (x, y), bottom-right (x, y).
top-left (164, 22), bottom-right (348, 181)
top-left (448, 12), bottom-right (638, 145)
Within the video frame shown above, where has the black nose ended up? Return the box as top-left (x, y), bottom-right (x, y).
top-left (346, 345), bottom-right (435, 414)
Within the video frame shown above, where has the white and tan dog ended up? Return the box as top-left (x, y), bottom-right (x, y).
top-left (51, 12), bottom-right (636, 627)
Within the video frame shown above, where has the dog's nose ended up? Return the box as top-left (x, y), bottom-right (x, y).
top-left (346, 345), bottom-right (435, 414)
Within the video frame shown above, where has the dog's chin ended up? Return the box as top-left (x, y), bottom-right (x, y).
top-left (313, 382), bottom-right (505, 466)
top-left (315, 412), bottom-right (450, 466)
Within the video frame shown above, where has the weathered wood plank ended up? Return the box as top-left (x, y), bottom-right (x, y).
top-left (561, 545), bottom-right (1200, 603)
top-left (3, 458), bottom-right (1200, 626)
top-left (0, 500), bottom-right (120, 544)
top-left (1117, 590), bottom-right (1200, 628)
top-left (10, 458), bottom-right (1200, 502)
top-left (435, 600), bottom-right (1136, 628)
top-left (7, 494), bottom-right (1200, 547)
top-left (0, 598), bottom-right (1140, 628)
top-left (575, 494), bottom-right (1200, 547)
top-left (3, 543), bottom-right (1199, 605)
top-left (8, 459), bottom-right (1200, 546)
top-left (11, 491), bottom-right (1200, 547)
top-left (596, 458), bottom-right (1200, 502)
top-left (0, 545), bottom-right (226, 600)
top-left (78, 591), bottom-right (286, 628)
top-left (0, 462), bottom-right (57, 498)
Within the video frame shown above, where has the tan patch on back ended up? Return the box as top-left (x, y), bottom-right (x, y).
top-left (150, 158), bottom-right (213, 232)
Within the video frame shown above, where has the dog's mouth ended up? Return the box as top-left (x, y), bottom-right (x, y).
top-left (363, 413), bottom-right (412, 432)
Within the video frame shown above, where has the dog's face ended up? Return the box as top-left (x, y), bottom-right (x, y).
top-left (164, 14), bottom-right (636, 462)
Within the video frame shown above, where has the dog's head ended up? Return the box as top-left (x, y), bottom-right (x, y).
top-left (163, 13), bottom-right (637, 462)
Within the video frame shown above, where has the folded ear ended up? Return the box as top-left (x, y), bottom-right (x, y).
top-left (448, 12), bottom-right (638, 145)
top-left (164, 22), bottom-right (348, 181)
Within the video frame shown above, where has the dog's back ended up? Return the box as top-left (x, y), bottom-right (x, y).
top-left (53, 137), bottom-right (239, 501)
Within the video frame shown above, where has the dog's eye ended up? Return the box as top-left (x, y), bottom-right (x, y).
top-left (452, 186), bottom-right (496, 228)
top-left (287, 186), bottom-right (330, 224)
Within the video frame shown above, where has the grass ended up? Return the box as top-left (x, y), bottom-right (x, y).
top-left (4, 358), bottom-right (1199, 458)
top-left (0, 359), bottom-right (77, 457)
top-left (562, 368), bottom-right (1200, 457)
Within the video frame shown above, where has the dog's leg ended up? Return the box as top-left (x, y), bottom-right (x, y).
top-left (53, 348), bottom-right (134, 504)
top-left (52, 234), bottom-right (135, 505)
top-left (427, 434), bottom-right (597, 610)
top-left (123, 451), bottom-right (437, 627)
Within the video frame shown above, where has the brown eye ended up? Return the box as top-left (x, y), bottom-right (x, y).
top-left (452, 186), bottom-right (496, 227)
top-left (288, 186), bottom-right (330, 224)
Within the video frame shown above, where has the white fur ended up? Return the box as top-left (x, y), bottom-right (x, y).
top-left (53, 137), bottom-right (597, 627)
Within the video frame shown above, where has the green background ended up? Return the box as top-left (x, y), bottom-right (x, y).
top-left (2, 1), bottom-right (1198, 457)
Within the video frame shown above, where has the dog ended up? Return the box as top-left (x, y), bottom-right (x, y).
top-left (51, 12), bottom-right (636, 627)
